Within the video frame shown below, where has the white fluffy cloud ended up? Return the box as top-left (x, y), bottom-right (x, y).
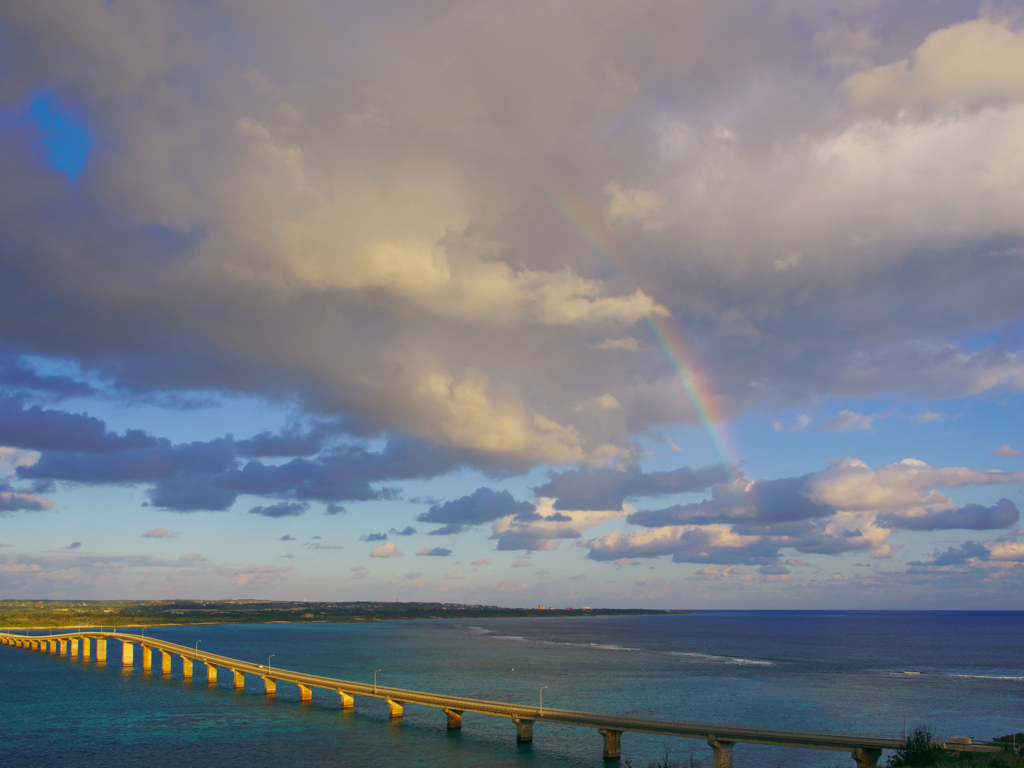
top-left (842, 14), bottom-right (1024, 108)
top-left (369, 541), bottom-right (404, 558)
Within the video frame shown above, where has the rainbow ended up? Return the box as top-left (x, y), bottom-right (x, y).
top-left (535, 172), bottom-right (740, 482)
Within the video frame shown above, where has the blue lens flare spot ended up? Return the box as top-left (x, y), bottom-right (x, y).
top-left (29, 93), bottom-right (93, 180)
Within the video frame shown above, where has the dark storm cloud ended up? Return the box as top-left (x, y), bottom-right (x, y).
top-left (10, 400), bottom-right (466, 510)
top-left (249, 501), bottom-right (309, 518)
top-left (535, 464), bottom-right (729, 511)
top-left (417, 487), bottom-right (535, 535)
top-left (909, 540), bottom-right (990, 567)
top-left (492, 528), bottom-right (582, 551)
top-left (626, 475), bottom-right (835, 527)
top-left (235, 430), bottom-right (325, 458)
top-left (416, 547), bottom-right (452, 557)
top-left (0, 479), bottom-right (54, 512)
top-left (20, 437), bottom-right (235, 484)
top-left (0, 397), bottom-right (155, 453)
top-left (0, 355), bottom-right (95, 398)
top-left (879, 499), bottom-right (1019, 531)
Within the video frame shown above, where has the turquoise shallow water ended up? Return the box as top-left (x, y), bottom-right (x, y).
top-left (3, 611), bottom-right (1022, 767)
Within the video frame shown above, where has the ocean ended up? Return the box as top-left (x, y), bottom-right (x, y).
top-left (3, 611), bottom-right (1021, 767)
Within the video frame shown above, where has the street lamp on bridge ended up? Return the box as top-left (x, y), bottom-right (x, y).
top-left (374, 668), bottom-right (382, 693)
top-left (539, 686), bottom-right (548, 717)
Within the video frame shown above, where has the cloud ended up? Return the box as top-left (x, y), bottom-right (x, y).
top-left (992, 444), bottom-right (1022, 458)
top-left (534, 463), bottom-right (728, 511)
top-left (444, 571), bottom-right (464, 579)
top-left (63, 541), bottom-right (81, 550)
top-left (363, 532), bottom-right (388, 542)
top-left (309, 543), bottom-right (344, 550)
top-left (415, 547), bottom-right (452, 556)
top-left (627, 475), bottom-right (836, 528)
top-left (910, 540), bottom-right (990, 567)
top-left (490, 500), bottom-right (626, 551)
top-left (510, 557), bottom-right (531, 568)
top-left (585, 458), bottom-right (1024, 564)
top-left (470, 558), bottom-right (491, 565)
top-left (825, 410), bottom-right (875, 432)
top-left (4, 1), bottom-right (1024, 494)
top-left (0, 398), bottom-right (155, 453)
top-left (389, 526), bottom-right (417, 536)
top-left (248, 502), bottom-right (310, 518)
top-left (142, 528), bottom-right (178, 539)
top-left (594, 337), bottom-right (641, 352)
top-left (912, 411), bottom-right (947, 424)
top-left (0, 479), bottom-right (55, 514)
top-left (879, 499), bottom-right (1019, 532)
top-left (179, 552), bottom-right (206, 562)
top-left (17, 419), bottom-right (460, 511)
top-left (842, 14), bottom-right (1024, 109)
top-left (235, 428), bottom-right (327, 458)
top-left (603, 182), bottom-right (668, 232)
top-left (369, 541), bottom-right (403, 558)
top-left (0, 447), bottom-right (40, 473)
top-left (417, 487), bottom-right (535, 535)
top-left (0, 355), bottom-right (95, 398)
top-left (279, 534), bottom-right (295, 541)
top-left (350, 566), bottom-right (370, 578)
top-left (791, 414), bottom-right (812, 432)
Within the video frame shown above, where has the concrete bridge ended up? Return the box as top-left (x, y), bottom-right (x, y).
top-left (1, 630), bottom-right (1000, 766)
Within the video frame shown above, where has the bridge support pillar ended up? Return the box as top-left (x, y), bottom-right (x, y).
top-left (96, 639), bottom-right (107, 663)
top-left (443, 708), bottom-right (463, 730)
top-left (82, 637), bottom-right (91, 658)
top-left (182, 657), bottom-right (193, 679)
top-left (262, 677), bottom-right (276, 696)
top-left (206, 663), bottom-right (218, 684)
top-left (122, 641), bottom-right (134, 667)
top-left (337, 691), bottom-right (354, 709)
top-left (161, 650), bottom-right (172, 675)
top-left (141, 645), bottom-right (152, 671)
top-left (298, 684), bottom-right (312, 702)
top-left (49, 639), bottom-right (57, 654)
top-left (707, 737), bottom-right (735, 768)
top-left (600, 729), bottom-right (622, 760)
top-left (232, 669), bottom-right (245, 688)
top-left (852, 748), bottom-right (883, 768)
top-left (514, 718), bottom-right (534, 744)
top-left (386, 699), bottom-right (404, 718)
top-left (70, 638), bottom-right (79, 657)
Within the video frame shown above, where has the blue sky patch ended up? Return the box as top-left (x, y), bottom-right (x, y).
top-left (30, 93), bottom-right (93, 180)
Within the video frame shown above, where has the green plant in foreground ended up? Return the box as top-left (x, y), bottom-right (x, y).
top-left (889, 726), bottom-right (944, 767)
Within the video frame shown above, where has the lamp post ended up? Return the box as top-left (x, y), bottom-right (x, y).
top-left (539, 685), bottom-right (548, 716)
top-left (195, 640), bottom-right (201, 657)
top-left (374, 668), bottom-right (382, 693)
top-left (268, 654), bottom-right (275, 672)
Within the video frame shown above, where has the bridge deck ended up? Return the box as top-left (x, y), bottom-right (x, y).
top-left (2, 630), bottom-right (1001, 760)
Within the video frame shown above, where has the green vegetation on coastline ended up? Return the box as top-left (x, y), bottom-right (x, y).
top-left (884, 728), bottom-right (1022, 768)
top-left (0, 599), bottom-right (682, 629)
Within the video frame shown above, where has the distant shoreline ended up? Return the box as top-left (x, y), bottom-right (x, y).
top-left (0, 599), bottom-right (685, 630)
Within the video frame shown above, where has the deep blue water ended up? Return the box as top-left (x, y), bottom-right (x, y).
top-left (2, 611), bottom-right (1021, 767)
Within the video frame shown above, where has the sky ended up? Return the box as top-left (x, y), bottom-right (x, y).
top-left (1, 1), bottom-right (1023, 609)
